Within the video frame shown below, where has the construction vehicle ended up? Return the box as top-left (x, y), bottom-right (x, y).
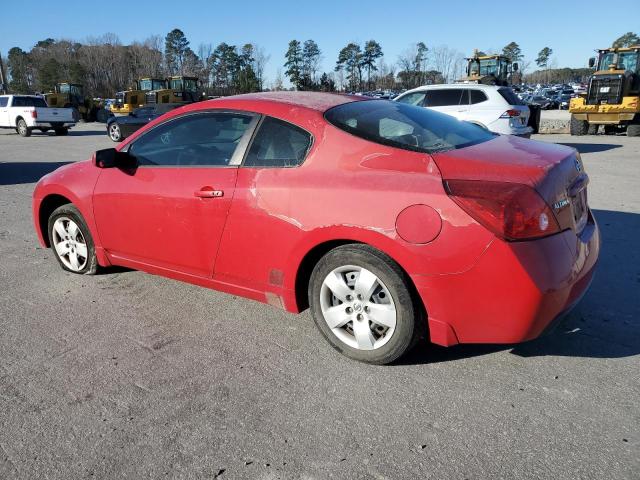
top-left (43, 83), bottom-right (109, 122)
top-left (569, 45), bottom-right (640, 136)
top-left (145, 76), bottom-right (203, 105)
top-left (111, 77), bottom-right (166, 115)
top-left (457, 50), bottom-right (519, 86)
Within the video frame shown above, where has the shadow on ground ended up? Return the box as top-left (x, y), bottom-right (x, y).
top-left (559, 143), bottom-right (623, 153)
top-left (0, 162), bottom-right (71, 185)
top-left (400, 209), bottom-right (640, 365)
top-left (68, 129), bottom-right (107, 137)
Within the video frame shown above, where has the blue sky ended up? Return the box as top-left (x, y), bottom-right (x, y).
top-left (2, 0), bottom-right (636, 86)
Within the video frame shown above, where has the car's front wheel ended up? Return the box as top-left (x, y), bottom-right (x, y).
top-left (108, 123), bottom-right (122, 142)
top-left (48, 204), bottom-right (98, 275)
top-left (309, 244), bottom-right (423, 364)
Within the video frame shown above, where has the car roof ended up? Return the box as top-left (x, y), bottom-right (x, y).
top-left (408, 83), bottom-right (502, 92)
top-left (197, 91), bottom-right (367, 113)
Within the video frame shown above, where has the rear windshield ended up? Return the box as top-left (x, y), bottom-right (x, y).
top-left (11, 96), bottom-right (48, 108)
top-left (498, 87), bottom-right (524, 106)
top-left (324, 100), bottom-right (495, 154)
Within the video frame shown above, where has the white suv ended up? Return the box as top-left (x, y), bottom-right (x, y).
top-left (394, 84), bottom-right (533, 137)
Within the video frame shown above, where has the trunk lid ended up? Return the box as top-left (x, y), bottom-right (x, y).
top-left (432, 135), bottom-right (589, 234)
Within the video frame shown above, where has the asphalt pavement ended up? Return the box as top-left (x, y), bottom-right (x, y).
top-left (1, 124), bottom-right (638, 479)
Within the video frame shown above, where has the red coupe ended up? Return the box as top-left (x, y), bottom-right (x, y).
top-left (33, 92), bottom-right (599, 364)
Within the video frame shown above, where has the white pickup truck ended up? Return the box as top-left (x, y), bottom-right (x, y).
top-left (0, 95), bottom-right (76, 137)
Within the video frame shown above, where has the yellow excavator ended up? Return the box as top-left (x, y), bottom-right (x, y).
top-left (569, 45), bottom-right (640, 136)
top-left (111, 77), bottom-right (166, 115)
top-left (44, 83), bottom-right (107, 121)
top-left (144, 76), bottom-right (203, 105)
top-left (456, 50), bottom-right (518, 86)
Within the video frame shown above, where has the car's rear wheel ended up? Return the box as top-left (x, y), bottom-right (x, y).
top-left (48, 204), bottom-right (98, 275)
top-left (17, 118), bottom-right (31, 137)
top-left (108, 123), bottom-right (122, 142)
top-left (309, 245), bottom-right (422, 364)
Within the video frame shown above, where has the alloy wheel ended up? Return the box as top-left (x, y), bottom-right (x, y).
top-left (51, 217), bottom-right (88, 271)
top-left (319, 265), bottom-right (397, 350)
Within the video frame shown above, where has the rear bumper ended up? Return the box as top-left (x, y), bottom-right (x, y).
top-left (34, 121), bottom-right (75, 128)
top-left (414, 209), bottom-right (600, 346)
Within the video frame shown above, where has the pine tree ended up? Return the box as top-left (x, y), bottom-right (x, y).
top-left (284, 40), bottom-right (303, 90)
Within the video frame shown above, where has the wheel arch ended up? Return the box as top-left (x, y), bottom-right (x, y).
top-left (38, 193), bottom-right (73, 247)
top-left (14, 115), bottom-right (24, 128)
top-left (293, 239), bottom-right (427, 326)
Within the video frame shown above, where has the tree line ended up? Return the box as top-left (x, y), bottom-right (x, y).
top-left (5, 30), bottom-right (639, 98)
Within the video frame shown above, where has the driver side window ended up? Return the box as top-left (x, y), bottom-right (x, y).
top-left (129, 112), bottom-right (254, 167)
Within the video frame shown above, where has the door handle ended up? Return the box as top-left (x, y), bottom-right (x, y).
top-left (194, 187), bottom-right (224, 198)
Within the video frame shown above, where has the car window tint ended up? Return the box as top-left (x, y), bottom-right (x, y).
top-left (129, 112), bottom-right (253, 167)
top-left (325, 100), bottom-right (495, 154)
top-left (395, 92), bottom-right (426, 106)
top-left (12, 96), bottom-right (47, 108)
top-left (243, 117), bottom-right (312, 168)
top-left (469, 90), bottom-right (488, 104)
top-left (498, 87), bottom-right (524, 105)
top-left (0, 97), bottom-right (8, 108)
top-left (425, 89), bottom-right (465, 107)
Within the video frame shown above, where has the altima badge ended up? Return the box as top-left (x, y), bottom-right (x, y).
top-left (553, 198), bottom-right (570, 211)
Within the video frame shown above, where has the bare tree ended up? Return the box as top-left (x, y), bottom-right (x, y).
top-left (252, 44), bottom-right (270, 91)
top-left (431, 45), bottom-right (464, 82)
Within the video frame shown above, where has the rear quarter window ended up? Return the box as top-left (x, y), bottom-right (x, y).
top-left (497, 87), bottom-right (524, 106)
top-left (243, 116), bottom-right (312, 168)
top-left (0, 97), bottom-right (8, 108)
top-left (325, 100), bottom-right (495, 154)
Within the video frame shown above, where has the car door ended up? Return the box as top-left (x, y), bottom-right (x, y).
top-left (424, 89), bottom-right (467, 119)
top-left (92, 110), bottom-right (259, 278)
top-left (120, 107), bottom-right (154, 137)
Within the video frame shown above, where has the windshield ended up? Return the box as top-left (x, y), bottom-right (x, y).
top-left (139, 79), bottom-right (166, 91)
top-left (170, 78), bottom-right (198, 92)
top-left (325, 100), bottom-right (495, 154)
top-left (598, 51), bottom-right (639, 72)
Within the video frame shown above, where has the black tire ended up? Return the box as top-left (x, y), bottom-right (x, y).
top-left (570, 115), bottom-right (588, 136)
top-left (108, 123), bottom-right (122, 142)
top-left (54, 128), bottom-right (69, 136)
top-left (627, 124), bottom-right (640, 137)
top-left (47, 204), bottom-right (98, 275)
top-left (587, 124), bottom-right (599, 135)
top-left (309, 244), bottom-right (424, 364)
top-left (16, 118), bottom-right (31, 137)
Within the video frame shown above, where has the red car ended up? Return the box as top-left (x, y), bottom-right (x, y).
top-left (32, 92), bottom-right (599, 364)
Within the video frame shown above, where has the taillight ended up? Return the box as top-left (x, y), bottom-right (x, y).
top-left (31, 110), bottom-right (37, 119)
top-left (444, 180), bottom-right (560, 241)
top-left (500, 109), bottom-right (520, 118)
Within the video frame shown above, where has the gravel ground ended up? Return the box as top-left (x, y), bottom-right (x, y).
top-left (0, 123), bottom-right (638, 479)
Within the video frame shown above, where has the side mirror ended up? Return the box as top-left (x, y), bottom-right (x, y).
top-left (512, 62), bottom-right (519, 72)
top-left (94, 148), bottom-right (137, 169)
top-left (588, 57), bottom-right (596, 68)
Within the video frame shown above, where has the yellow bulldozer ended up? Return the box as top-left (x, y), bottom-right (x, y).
top-left (144, 76), bottom-right (203, 105)
top-left (44, 83), bottom-right (107, 121)
top-left (111, 77), bottom-right (166, 115)
top-left (456, 51), bottom-right (518, 86)
top-left (569, 45), bottom-right (640, 136)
